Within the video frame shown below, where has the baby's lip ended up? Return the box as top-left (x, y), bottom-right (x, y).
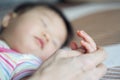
top-left (35, 37), bottom-right (44, 49)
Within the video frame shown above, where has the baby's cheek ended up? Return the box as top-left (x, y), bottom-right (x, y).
top-left (42, 46), bottom-right (57, 60)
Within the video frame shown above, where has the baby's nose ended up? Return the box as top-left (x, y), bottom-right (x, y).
top-left (42, 32), bottom-right (50, 42)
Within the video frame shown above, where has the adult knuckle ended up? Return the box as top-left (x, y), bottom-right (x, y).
top-left (80, 57), bottom-right (95, 71)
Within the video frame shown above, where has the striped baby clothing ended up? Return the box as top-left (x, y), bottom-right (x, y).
top-left (0, 40), bottom-right (42, 80)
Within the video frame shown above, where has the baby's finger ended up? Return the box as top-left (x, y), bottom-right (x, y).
top-left (77, 30), bottom-right (96, 50)
top-left (70, 41), bottom-right (78, 50)
top-left (81, 40), bottom-right (95, 53)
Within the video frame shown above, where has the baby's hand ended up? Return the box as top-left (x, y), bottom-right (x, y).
top-left (70, 30), bottom-right (97, 53)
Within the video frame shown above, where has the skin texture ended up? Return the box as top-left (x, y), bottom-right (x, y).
top-left (0, 6), bottom-right (67, 60)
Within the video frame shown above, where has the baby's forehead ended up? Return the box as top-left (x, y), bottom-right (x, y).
top-left (22, 6), bottom-right (61, 19)
top-left (28, 6), bottom-right (57, 15)
top-left (27, 6), bottom-right (64, 24)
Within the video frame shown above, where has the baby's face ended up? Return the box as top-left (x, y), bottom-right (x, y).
top-left (1, 6), bottom-right (67, 60)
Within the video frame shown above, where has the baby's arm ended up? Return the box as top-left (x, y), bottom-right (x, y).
top-left (70, 30), bottom-right (97, 53)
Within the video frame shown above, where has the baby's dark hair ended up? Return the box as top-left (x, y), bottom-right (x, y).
top-left (13, 2), bottom-right (73, 47)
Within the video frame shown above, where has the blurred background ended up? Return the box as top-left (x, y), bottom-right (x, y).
top-left (0, 0), bottom-right (120, 67)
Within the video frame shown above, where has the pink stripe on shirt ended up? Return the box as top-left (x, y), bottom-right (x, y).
top-left (0, 55), bottom-right (14, 69)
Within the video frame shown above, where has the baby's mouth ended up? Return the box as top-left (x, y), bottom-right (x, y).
top-left (35, 37), bottom-right (44, 49)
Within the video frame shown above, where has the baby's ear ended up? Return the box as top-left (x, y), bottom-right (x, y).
top-left (2, 12), bottom-right (17, 28)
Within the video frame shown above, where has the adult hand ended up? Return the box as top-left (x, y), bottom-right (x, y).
top-left (29, 47), bottom-right (107, 80)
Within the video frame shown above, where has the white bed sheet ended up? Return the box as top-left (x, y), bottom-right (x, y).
top-left (104, 44), bottom-right (120, 68)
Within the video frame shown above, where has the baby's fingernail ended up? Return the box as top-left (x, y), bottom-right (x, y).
top-left (76, 30), bottom-right (81, 36)
top-left (81, 40), bottom-right (86, 45)
top-left (77, 30), bottom-right (80, 33)
top-left (81, 30), bottom-right (84, 33)
top-left (81, 30), bottom-right (86, 35)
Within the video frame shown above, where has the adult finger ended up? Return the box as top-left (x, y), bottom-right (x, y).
top-left (56, 49), bottom-right (82, 58)
top-left (81, 63), bottom-right (107, 80)
top-left (78, 47), bottom-right (107, 71)
top-left (89, 64), bottom-right (107, 80)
